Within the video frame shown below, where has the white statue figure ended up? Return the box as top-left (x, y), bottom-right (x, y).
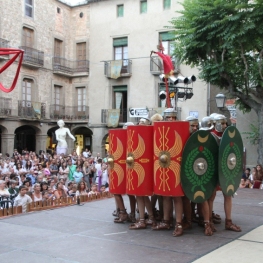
top-left (55, 120), bottom-right (75, 155)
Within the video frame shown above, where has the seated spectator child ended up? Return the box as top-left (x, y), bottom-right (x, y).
top-left (73, 166), bottom-right (83, 184)
top-left (100, 185), bottom-right (107, 193)
top-left (42, 190), bottom-right (50, 201)
top-left (88, 184), bottom-right (98, 196)
top-left (239, 178), bottom-right (246, 188)
top-left (68, 183), bottom-right (78, 197)
top-left (242, 168), bottom-right (251, 181)
top-left (47, 186), bottom-right (55, 200)
top-left (54, 182), bottom-right (67, 199)
top-left (245, 179), bottom-right (253, 188)
top-left (0, 179), bottom-right (10, 198)
top-left (40, 181), bottom-right (48, 192)
top-left (8, 180), bottom-right (19, 200)
top-left (76, 181), bottom-right (88, 196)
top-left (14, 185), bottom-right (32, 213)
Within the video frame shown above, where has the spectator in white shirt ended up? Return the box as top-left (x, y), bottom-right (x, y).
top-left (14, 185), bottom-right (32, 213)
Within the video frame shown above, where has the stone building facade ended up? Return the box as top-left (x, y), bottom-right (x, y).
top-left (0, 0), bottom-right (92, 155)
top-left (2, 0), bottom-right (256, 165)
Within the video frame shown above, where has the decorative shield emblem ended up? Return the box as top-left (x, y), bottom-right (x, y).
top-left (219, 126), bottom-right (243, 196)
top-left (108, 129), bottom-right (127, 195)
top-left (181, 130), bottom-right (218, 203)
top-left (126, 125), bottom-right (153, 196)
top-left (0, 48), bottom-right (24, 93)
top-left (154, 121), bottom-right (190, 196)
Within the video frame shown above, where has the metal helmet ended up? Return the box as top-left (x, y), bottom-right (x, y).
top-left (150, 113), bottom-right (163, 123)
top-left (185, 116), bottom-right (199, 133)
top-left (139, 117), bottom-right (151, 125)
top-left (214, 114), bottom-right (227, 132)
top-left (209, 113), bottom-right (219, 124)
top-left (123, 122), bottom-right (134, 129)
top-left (163, 108), bottom-right (177, 119)
top-left (200, 116), bottom-right (214, 131)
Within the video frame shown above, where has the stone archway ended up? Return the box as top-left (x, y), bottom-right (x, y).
top-left (101, 133), bottom-right (109, 156)
top-left (47, 126), bottom-right (58, 154)
top-left (71, 126), bottom-right (93, 155)
top-left (0, 125), bottom-right (8, 154)
top-left (14, 125), bottom-right (39, 152)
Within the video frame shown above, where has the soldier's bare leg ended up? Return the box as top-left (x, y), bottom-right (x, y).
top-left (182, 196), bottom-right (192, 229)
top-left (224, 194), bottom-right (241, 232)
top-left (172, 197), bottom-right (183, 237)
top-left (152, 196), bottom-right (171, 230)
top-left (128, 194), bottom-right (136, 223)
top-left (114, 194), bottom-right (128, 223)
top-left (129, 196), bottom-right (146, 229)
top-left (144, 196), bottom-right (156, 226)
top-left (202, 201), bottom-right (213, 236)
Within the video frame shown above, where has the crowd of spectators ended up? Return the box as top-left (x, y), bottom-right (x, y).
top-left (0, 148), bottom-right (109, 213)
top-left (239, 165), bottom-right (263, 189)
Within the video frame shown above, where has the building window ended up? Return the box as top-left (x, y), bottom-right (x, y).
top-left (163, 0), bottom-right (171, 9)
top-left (113, 86), bottom-right (127, 123)
top-left (25, 0), bottom-right (34, 18)
top-left (140, 1), bottom-right (147, 14)
top-left (57, 7), bottom-right (61, 14)
top-left (54, 85), bottom-right (62, 111)
top-left (54, 39), bottom-right (62, 57)
top-left (76, 42), bottom-right (86, 69)
top-left (22, 27), bottom-right (34, 47)
top-left (113, 37), bottom-right (128, 72)
top-left (77, 87), bottom-right (86, 112)
top-left (54, 39), bottom-right (63, 65)
top-left (159, 32), bottom-right (175, 55)
top-left (117, 4), bottom-right (124, 17)
top-left (22, 79), bottom-right (32, 102)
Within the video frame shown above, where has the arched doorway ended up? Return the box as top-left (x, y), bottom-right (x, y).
top-left (101, 133), bottom-right (109, 156)
top-left (72, 127), bottom-right (93, 155)
top-left (14, 125), bottom-right (36, 152)
top-left (47, 126), bottom-right (58, 154)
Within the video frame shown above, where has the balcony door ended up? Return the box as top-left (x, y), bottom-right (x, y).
top-left (76, 87), bottom-right (86, 118)
top-left (22, 27), bottom-right (34, 48)
top-left (53, 85), bottom-right (64, 118)
top-left (113, 37), bottom-right (128, 73)
top-left (54, 39), bottom-right (62, 65)
top-left (76, 42), bottom-right (86, 71)
top-left (113, 86), bottom-right (127, 123)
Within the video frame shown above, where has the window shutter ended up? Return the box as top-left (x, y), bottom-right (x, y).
top-left (159, 32), bottom-right (174, 41)
top-left (113, 86), bottom-right (127, 92)
top-left (164, 0), bottom-right (171, 9)
top-left (113, 37), bottom-right (128, 47)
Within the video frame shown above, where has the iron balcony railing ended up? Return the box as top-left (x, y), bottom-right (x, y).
top-left (150, 56), bottom-right (179, 74)
top-left (52, 57), bottom-right (89, 74)
top-left (104, 59), bottom-right (132, 78)
top-left (50, 104), bottom-right (89, 121)
top-left (18, 100), bottom-right (46, 119)
top-left (19, 46), bottom-right (44, 67)
top-left (0, 97), bottom-right (12, 116)
top-left (101, 108), bottom-right (127, 124)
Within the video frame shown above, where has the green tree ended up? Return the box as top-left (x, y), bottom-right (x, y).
top-left (170, 0), bottom-right (263, 164)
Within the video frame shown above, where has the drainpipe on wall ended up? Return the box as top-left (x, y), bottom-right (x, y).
top-left (207, 82), bottom-right (211, 116)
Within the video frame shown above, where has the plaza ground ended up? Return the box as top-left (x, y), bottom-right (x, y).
top-left (0, 188), bottom-right (263, 263)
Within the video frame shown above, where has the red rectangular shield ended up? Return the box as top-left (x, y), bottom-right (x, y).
top-left (108, 129), bottom-right (127, 195)
top-left (126, 125), bottom-right (154, 196)
top-left (153, 121), bottom-right (190, 196)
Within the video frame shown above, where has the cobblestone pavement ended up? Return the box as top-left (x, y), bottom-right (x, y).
top-left (0, 188), bottom-right (263, 263)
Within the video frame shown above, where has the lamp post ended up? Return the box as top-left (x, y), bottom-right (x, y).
top-left (215, 93), bottom-right (226, 109)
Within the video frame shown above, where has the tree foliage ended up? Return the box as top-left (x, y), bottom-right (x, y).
top-left (169, 0), bottom-right (263, 114)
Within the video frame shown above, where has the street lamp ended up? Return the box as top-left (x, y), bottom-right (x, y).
top-left (215, 93), bottom-right (226, 109)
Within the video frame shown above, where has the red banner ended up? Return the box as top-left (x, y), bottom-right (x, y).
top-left (126, 125), bottom-right (154, 196)
top-left (108, 129), bottom-right (127, 195)
top-left (153, 121), bottom-right (190, 196)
